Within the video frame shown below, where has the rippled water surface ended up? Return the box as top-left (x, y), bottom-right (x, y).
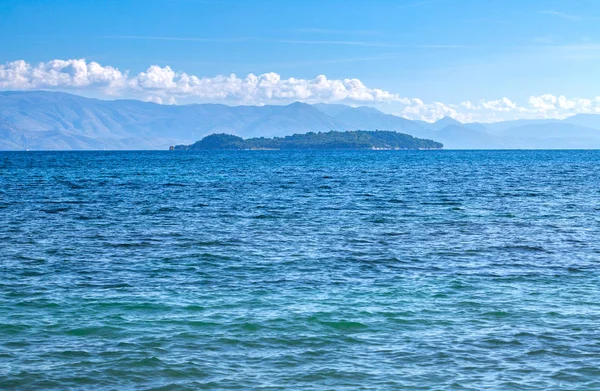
top-left (1, 150), bottom-right (600, 390)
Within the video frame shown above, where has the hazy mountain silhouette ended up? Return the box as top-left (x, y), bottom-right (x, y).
top-left (313, 103), bottom-right (423, 134)
top-left (426, 116), bottom-right (463, 131)
top-left (1, 91), bottom-right (600, 150)
top-left (0, 92), bottom-right (349, 149)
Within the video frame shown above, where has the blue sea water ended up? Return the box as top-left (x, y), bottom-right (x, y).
top-left (1, 150), bottom-right (600, 390)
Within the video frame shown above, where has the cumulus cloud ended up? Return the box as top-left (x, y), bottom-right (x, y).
top-left (3, 58), bottom-right (600, 122)
top-left (128, 67), bottom-right (403, 104)
top-left (398, 98), bottom-right (473, 122)
top-left (481, 97), bottom-right (519, 112)
top-left (460, 97), bottom-right (518, 111)
top-left (454, 95), bottom-right (600, 122)
top-left (400, 94), bottom-right (600, 123)
top-left (0, 59), bottom-right (127, 94)
top-left (527, 94), bottom-right (600, 116)
top-left (146, 95), bottom-right (163, 104)
top-left (0, 58), bottom-right (402, 105)
top-left (506, 94), bottom-right (600, 120)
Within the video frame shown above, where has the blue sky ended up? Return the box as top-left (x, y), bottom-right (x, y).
top-left (2, 0), bottom-right (600, 121)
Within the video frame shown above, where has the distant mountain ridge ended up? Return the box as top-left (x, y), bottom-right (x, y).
top-left (1, 91), bottom-right (600, 150)
top-left (0, 91), bottom-right (357, 150)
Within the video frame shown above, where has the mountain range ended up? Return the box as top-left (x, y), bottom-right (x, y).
top-left (1, 90), bottom-right (600, 150)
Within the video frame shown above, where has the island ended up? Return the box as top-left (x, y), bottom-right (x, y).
top-left (172, 130), bottom-right (443, 151)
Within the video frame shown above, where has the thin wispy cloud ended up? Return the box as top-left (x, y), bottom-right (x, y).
top-left (101, 35), bottom-right (468, 49)
top-left (149, 54), bottom-right (410, 69)
top-left (463, 18), bottom-right (508, 24)
top-left (107, 36), bottom-right (392, 47)
top-left (101, 35), bottom-right (252, 43)
top-left (397, 0), bottom-right (447, 10)
top-left (290, 28), bottom-right (380, 36)
top-left (541, 10), bottom-right (600, 21)
top-left (101, 35), bottom-right (389, 46)
top-left (269, 39), bottom-right (397, 47)
top-left (267, 39), bottom-right (468, 49)
top-left (269, 53), bottom-right (407, 68)
top-left (541, 10), bottom-right (583, 20)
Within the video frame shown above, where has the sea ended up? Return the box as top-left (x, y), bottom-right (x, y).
top-left (1, 150), bottom-right (600, 390)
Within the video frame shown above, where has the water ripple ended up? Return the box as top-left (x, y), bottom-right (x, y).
top-left (1, 150), bottom-right (600, 390)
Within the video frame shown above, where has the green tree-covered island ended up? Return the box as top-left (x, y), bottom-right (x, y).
top-left (173, 130), bottom-right (443, 150)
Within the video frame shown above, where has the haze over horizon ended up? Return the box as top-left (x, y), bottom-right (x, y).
top-left (3, 0), bottom-right (600, 123)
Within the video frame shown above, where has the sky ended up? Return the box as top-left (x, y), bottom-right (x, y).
top-left (1, 0), bottom-right (600, 122)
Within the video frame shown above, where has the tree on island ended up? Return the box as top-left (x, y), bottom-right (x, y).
top-left (174, 130), bottom-right (443, 150)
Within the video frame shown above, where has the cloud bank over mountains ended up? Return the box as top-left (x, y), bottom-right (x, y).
top-left (0, 59), bottom-right (399, 105)
top-left (2, 58), bottom-right (600, 122)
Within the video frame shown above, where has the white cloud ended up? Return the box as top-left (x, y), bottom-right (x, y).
top-left (481, 97), bottom-right (518, 112)
top-left (146, 95), bottom-right (177, 105)
top-left (130, 68), bottom-right (403, 104)
top-left (529, 94), bottom-right (559, 111)
top-left (0, 58), bottom-right (403, 105)
top-left (405, 94), bottom-right (600, 123)
top-left (398, 99), bottom-right (473, 122)
top-left (0, 59), bottom-right (127, 93)
top-left (3, 59), bottom-right (600, 123)
top-left (527, 94), bottom-right (600, 118)
top-left (146, 95), bottom-right (163, 104)
top-left (460, 97), bottom-right (519, 112)
top-left (541, 10), bottom-right (583, 21)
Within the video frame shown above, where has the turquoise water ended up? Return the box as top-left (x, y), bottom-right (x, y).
top-left (1, 150), bottom-right (600, 390)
